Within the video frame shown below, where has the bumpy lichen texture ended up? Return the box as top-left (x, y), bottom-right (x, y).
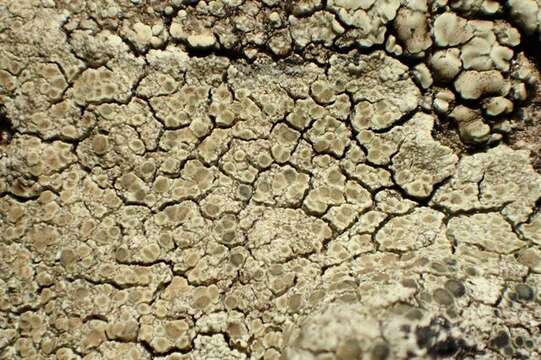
top-left (1, 0), bottom-right (541, 359)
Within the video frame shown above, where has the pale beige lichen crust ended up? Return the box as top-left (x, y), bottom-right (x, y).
top-left (0, 1), bottom-right (540, 359)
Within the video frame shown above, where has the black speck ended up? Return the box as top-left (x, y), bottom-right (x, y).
top-left (416, 326), bottom-right (436, 349)
top-left (401, 324), bottom-right (411, 334)
top-left (491, 331), bottom-right (510, 348)
top-left (428, 338), bottom-right (460, 357)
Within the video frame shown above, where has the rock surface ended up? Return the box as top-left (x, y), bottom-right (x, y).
top-left (0, 0), bottom-right (540, 359)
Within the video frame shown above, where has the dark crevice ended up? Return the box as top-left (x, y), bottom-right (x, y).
top-left (520, 33), bottom-right (541, 68)
top-left (0, 106), bottom-right (14, 146)
top-left (501, 1), bottom-right (541, 69)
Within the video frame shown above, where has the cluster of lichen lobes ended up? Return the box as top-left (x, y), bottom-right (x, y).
top-left (0, 0), bottom-right (541, 360)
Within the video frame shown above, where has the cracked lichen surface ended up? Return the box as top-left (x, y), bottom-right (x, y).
top-left (1, 0), bottom-right (541, 359)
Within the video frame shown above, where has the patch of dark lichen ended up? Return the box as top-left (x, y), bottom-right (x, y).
top-left (415, 316), bottom-right (478, 358)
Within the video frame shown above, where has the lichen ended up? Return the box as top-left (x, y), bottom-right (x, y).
top-left (0, 1), bottom-right (540, 359)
